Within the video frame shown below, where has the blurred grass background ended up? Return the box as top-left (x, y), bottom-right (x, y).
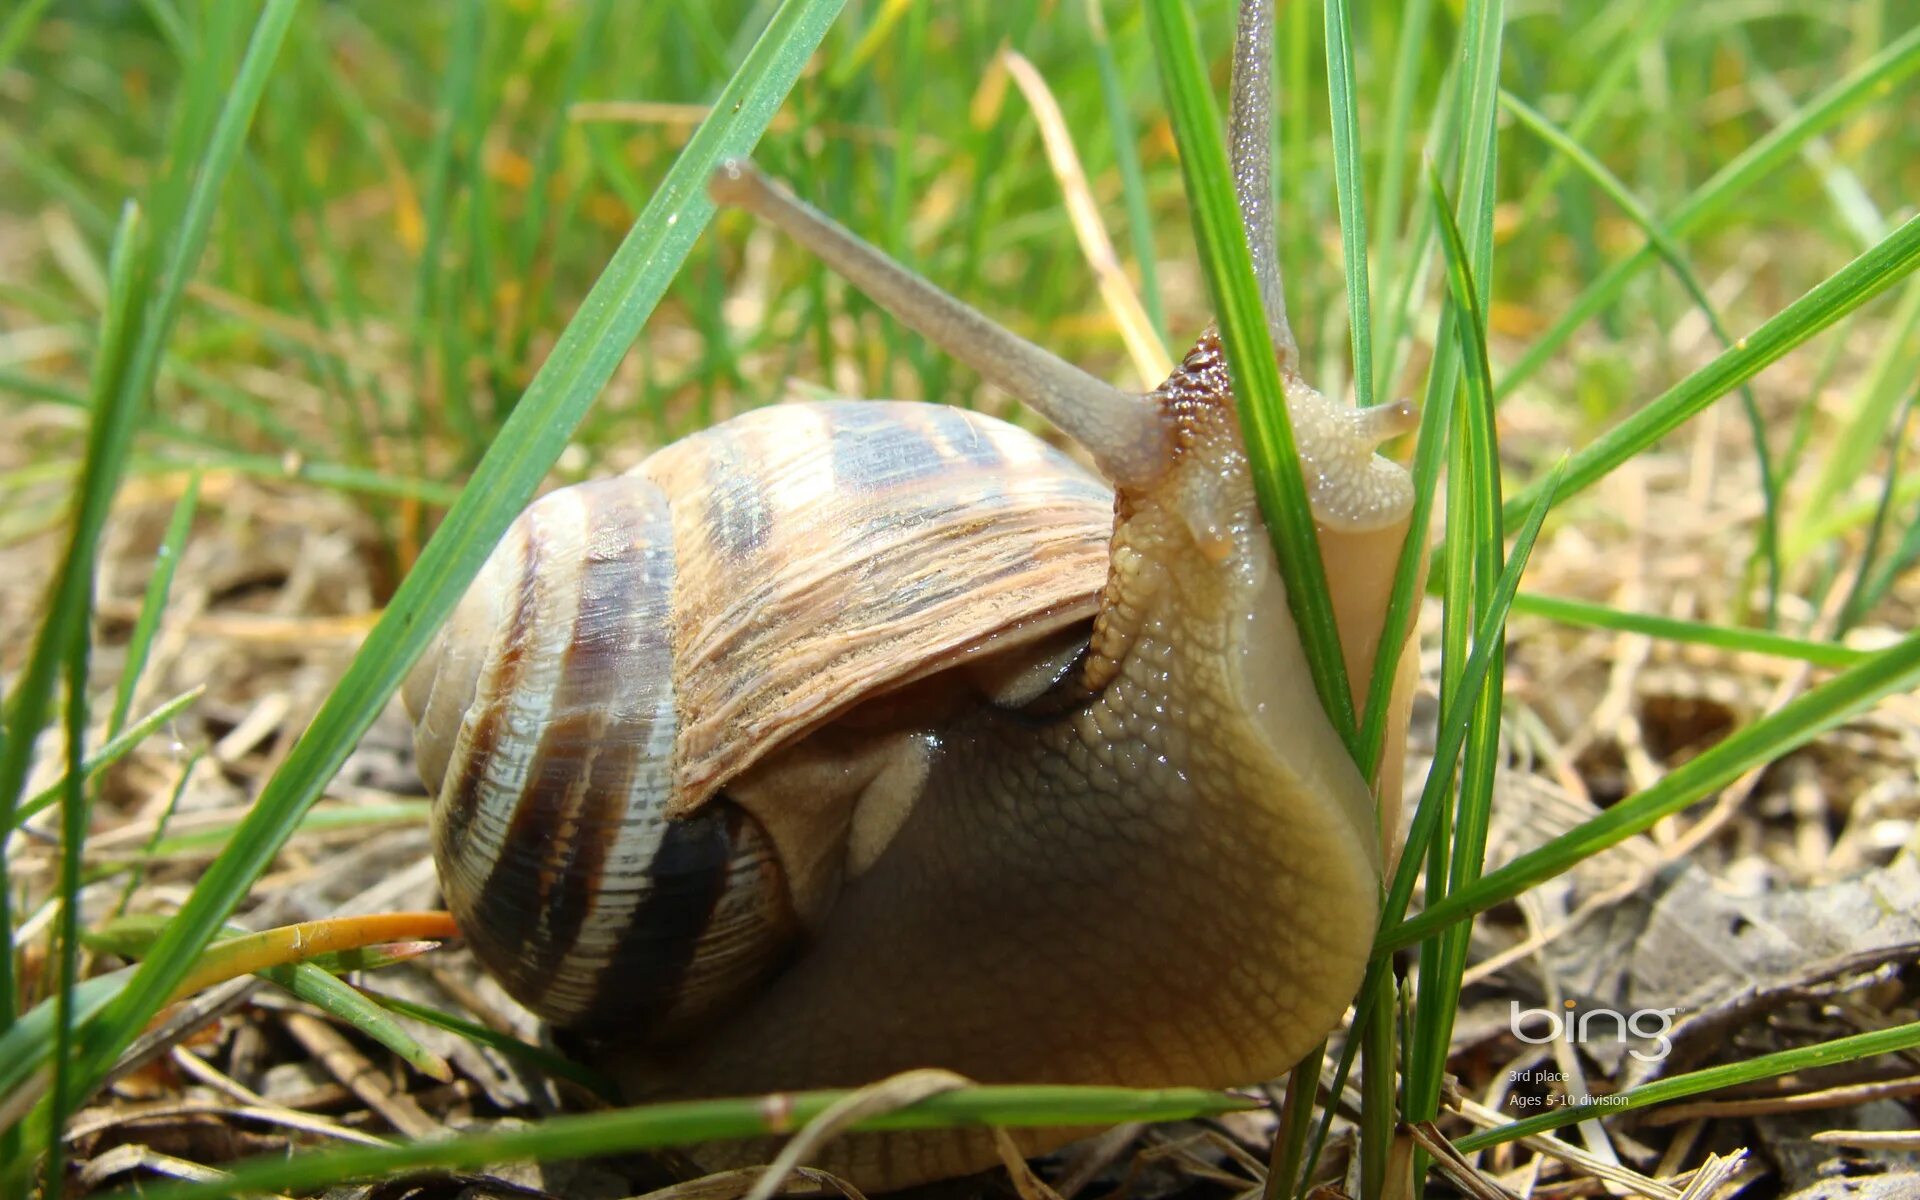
top-left (5, 0), bottom-right (1915, 581)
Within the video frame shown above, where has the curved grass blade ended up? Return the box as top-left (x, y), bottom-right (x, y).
top-left (361, 990), bottom-right (620, 1101)
top-left (1803, 276), bottom-right (1920, 535)
top-left (83, 916), bottom-right (457, 1084)
top-left (58, 0), bottom-right (849, 1140)
top-left (108, 475), bottom-right (200, 737)
top-left (0, 913), bottom-right (460, 1131)
top-left (1495, 211), bottom-right (1920, 542)
top-left (1498, 24), bottom-right (1920, 397)
top-left (254, 961), bottom-right (452, 1083)
top-left (1382, 630), bottom-right (1920, 953)
top-left (1498, 89), bottom-right (1782, 626)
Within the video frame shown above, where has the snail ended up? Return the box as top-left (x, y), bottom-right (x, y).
top-left (402, 0), bottom-right (1420, 1188)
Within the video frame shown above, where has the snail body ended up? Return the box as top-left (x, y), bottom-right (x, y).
top-left (404, 1), bottom-right (1423, 1187)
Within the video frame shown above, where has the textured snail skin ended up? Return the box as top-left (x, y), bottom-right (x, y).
top-left (598, 331), bottom-right (1419, 1187)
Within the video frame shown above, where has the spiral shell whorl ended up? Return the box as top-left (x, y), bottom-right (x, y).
top-left (404, 476), bottom-right (796, 1035)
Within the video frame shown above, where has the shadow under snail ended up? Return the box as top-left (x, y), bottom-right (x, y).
top-left (401, 0), bottom-right (1421, 1188)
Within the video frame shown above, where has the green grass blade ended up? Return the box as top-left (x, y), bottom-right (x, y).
top-left (12, 689), bottom-right (203, 831)
top-left (1498, 88), bottom-right (1782, 625)
top-left (0, 11), bottom-right (298, 1059)
top-left (1306, 460), bottom-right (1560, 1193)
top-left (252, 964), bottom-right (451, 1083)
top-left (107, 474), bottom-right (199, 738)
top-left (1836, 393), bottom-right (1920, 630)
top-left (111, 1086), bottom-right (1256, 1200)
top-left (1499, 24), bottom-right (1920, 397)
top-left (1382, 630), bottom-right (1920, 953)
top-left (1407, 160), bottom-right (1507, 1136)
top-left (1365, 0), bottom-right (1431, 406)
top-left (1354, 336), bottom-right (1452, 782)
top-left (1510, 594), bottom-right (1869, 670)
top-left (1322, 0), bottom-right (1372, 409)
top-left (43, 200), bottom-right (165, 1181)
top-left (146, 451), bottom-right (463, 506)
top-left (1450, 0), bottom-right (1504, 302)
top-left (59, 0), bottom-right (848, 1133)
top-left (1803, 274), bottom-right (1920, 527)
top-left (0, 0), bottom-right (53, 78)
top-left (129, 802), bottom-right (427, 863)
top-left (1143, 0), bottom-right (1357, 750)
top-left (1455, 1018), bottom-right (1920, 1151)
top-left (1505, 0), bottom-right (1685, 234)
top-left (0, 972), bottom-right (128, 1121)
top-left (1265, 1040), bottom-right (1323, 1200)
top-left (1496, 210), bottom-right (1920, 540)
top-left (0, 203), bottom-right (151, 1036)
top-left (513, 0), bottom-right (612, 278)
top-left (1086, 0), bottom-right (1167, 346)
top-left (1856, 504), bottom-right (1920, 623)
top-left (85, 913), bottom-right (451, 1083)
top-left (363, 990), bottom-right (619, 1101)
top-left (1382, 462), bottom-right (1561, 948)
top-left (107, 750), bottom-right (200, 923)
top-left (411, 0), bottom-right (485, 453)
top-left (1358, 966), bottom-right (1395, 1199)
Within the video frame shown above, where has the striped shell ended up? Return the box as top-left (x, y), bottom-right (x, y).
top-left (403, 400), bottom-right (1115, 1035)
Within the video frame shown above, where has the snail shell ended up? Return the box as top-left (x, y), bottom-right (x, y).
top-left (403, 400), bottom-right (1114, 1035)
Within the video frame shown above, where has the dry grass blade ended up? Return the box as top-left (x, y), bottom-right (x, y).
top-left (76, 1144), bottom-right (292, 1199)
top-left (1810, 1130), bottom-right (1920, 1150)
top-left (64, 1098), bottom-right (393, 1149)
top-left (1002, 49), bottom-right (1173, 388)
top-left (1452, 1098), bottom-right (1686, 1200)
top-left (1404, 1122), bottom-right (1516, 1200)
top-left (1674, 1150), bottom-right (1749, 1199)
top-left (742, 1070), bottom-right (970, 1200)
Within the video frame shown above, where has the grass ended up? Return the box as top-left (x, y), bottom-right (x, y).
top-left (3, 0), bottom-right (1920, 1196)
